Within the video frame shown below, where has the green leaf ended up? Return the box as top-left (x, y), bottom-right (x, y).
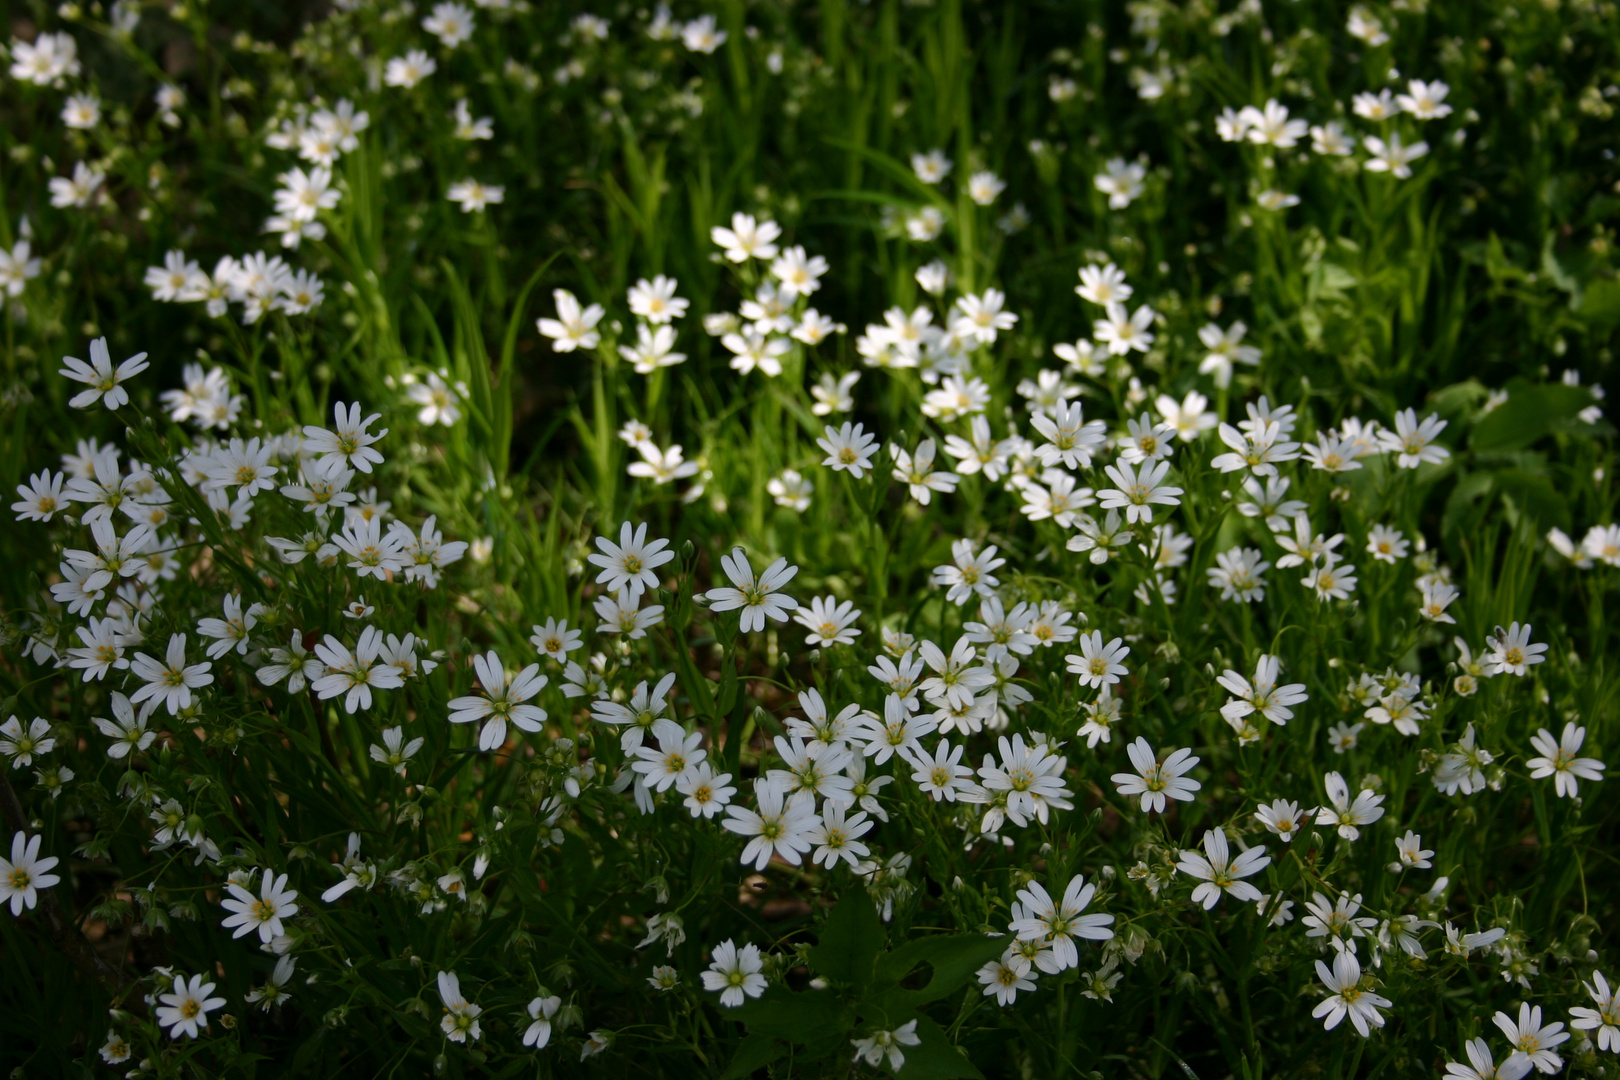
top-left (1441, 470), bottom-right (1494, 544)
top-left (720, 1033), bottom-right (788, 1080)
top-left (1495, 467), bottom-right (1572, 533)
top-left (1470, 384), bottom-right (1595, 453)
top-left (1576, 277), bottom-right (1620, 334)
top-left (895, 1015), bottom-right (984, 1079)
top-left (809, 890), bottom-right (885, 987)
top-left (873, 933), bottom-right (1006, 1008)
top-left (729, 986), bottom-right (846, 1041)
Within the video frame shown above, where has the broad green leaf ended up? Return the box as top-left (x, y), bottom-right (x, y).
top-left (729, 986), bottom-right (847, 1044)
top-left (808, 889), bottom-right (885, 987)
top-left (895, 1015), bottom-right (984, 1079)
top-left (720, 1033), bottom-right (788, 1080)
top-left (1577, 277), bottom-right (1620, 333)
top-left (873, 933), bottom-right (1006, 1008)
top-left (1470, 384), bottom-right (1595, 453)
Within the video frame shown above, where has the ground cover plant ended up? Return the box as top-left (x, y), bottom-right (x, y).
top-left (0, 0), bottom-right (1617, 1076)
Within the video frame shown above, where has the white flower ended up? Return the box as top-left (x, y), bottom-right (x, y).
top-left (628, 275), bottom-right (688, 324)
top-left (1067, 509), bottom-right (1132, 565)
top-left (1394, 830), bottom-right (1434, 869)
top-left (706, 548), bottom-right (800, 632)
top-left (931, 538), bottom-right (1005, 605)
top-left (1076, 263), bottom-right (1133, 305)
top-left (795, 595), bottom-right (862, 648)
top-left (1397, 79), bottom-right (1453, 119)
top-left (310, 626), bottom-right (404, 714)
top-left (851, 1020), bottom-right (921, 1071)
top-left (197, 593), bottom-right (257, 659)
top-left (1216, 654), bottom-right (1307, 727)
top-left (59, 338), bottom-right (149, 410)
top-left (48, 162), bottom-right (105, 208)
top-left (1580, 524), bottom-right (1620, 566)
top-left (968, 171), bottom-right (1006, 205)
top-left (907, 738), bottom-right (975, 801)
top-left (711, 213), bottom-right (781, 263)
top-left (368, 725), bottom-right (425, 777)
top-left (951, 289), bottom-right (1018, 346)
top-left (1526, 722), bottom-right (1605, 798)
top-left (1444, 1038), bottom-right (1534, 1080)
top-left (1157, 390), bottom-right (1217, 441)
top-left (1304, 554), bottom-right (1358, 601)
top-left (448, 651), bottom-right (549, 752)
top-left (1094, 157), bottom-right (1146, 209)
top-left (129, 634), bottom-right (214, 716)
top-left (770, 245), bottom-right (828, 298)
top-left (1419, 579), bottom-right (1460, 623)
top-left (155, 973), bottom-right (227, 1040)
top-left (1093, 302), bottom-right (1155, 355)
top-left (1008, 874), bottom-right (1114, 971)
top-left (537, 289), bottom-right (605, 352)
top-left (587, 521), bottom-right (674, 600)
top-left (817, 422), bottom-right (880, 478)
top-left (1066, 631), bottom-right (1130, 689)
top-left (447, 179), bottom-right (504, 212)
top-left (911, 149), bottom-right (953, 183)
top-left (806, 802), bottom-right (873, 868)
top-left (11, 31), bottom-right (80, 85)
top-left (632, 729), bottom-right (708, 793)
top-left (522, 995), bottom-right (562, 1048)
top-left (1177, 827), bottom-right (1270, 909)
top-left (1493, 1002), bottom-right (1569, 1074)
top-left (591, 673), bottom-right (682, 752)
top-left (722, 777), bottom-right (820, 869)
top-left (406, 371), bottom-right (464, 426)
top-left (1197, 321), bottom-right (1261, 387)
top-left (423, 1), bottom-right (476, 47)
top-left (701, 939), bottom-right (767, 1007)
top-left (384, 50), bottom-right (437, 88)
top-left (1312, 950), bottom-right (1390, 1036)
top-left (1098, 459), bottom-right (1182, 524)
top-left (1111, 737), bottom-right (1200, 813)
top-left (1240, 99), bottom-right (1308, 148)
top-left (221, 870), bottom-right (300, 943)
top-left (1031, 398), bottom-right (1106, 468)
top-left (977, 953), bottom-right (1036, 1005)
top-left (1315, 771), bottom-right (1385, 840)
top-left (0, 831), bottom-right (61, 914)
top-left (890, 438), bottom-right (958, 504)
top-left (1353, 89), bottom-right (1399, 120)
top-left (1211, 420), bottom-right (1299, 478)
top-left (91, 692), bottom-right (156, 759)
top-left (1482, 622), bottom-right (1548, 677)
top-left (1254, 799), bottom-right (1305, 843)
top-left (677, 761), bottom-right (737, 819)
top-left (1379, 408), bottom-right (1449, 467)
top-left (451, 97), bottom-right (493, 140)
top-left (1569, 971), bottom-right (1620, 1054)
top-left (627, 441), bottom-right (701, 484)
top-left (437, 971), bottom-right (483, 1043)
top-left (304, 401), bottom-right (388, 473)
top-left (8, 469), bottom-right (61, 524)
